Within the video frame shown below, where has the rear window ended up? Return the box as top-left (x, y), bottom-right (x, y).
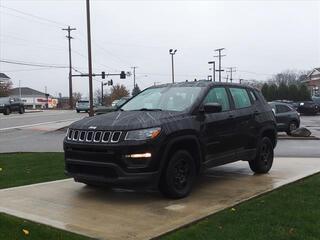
top-left (229, 88), bottom-right (252, 109)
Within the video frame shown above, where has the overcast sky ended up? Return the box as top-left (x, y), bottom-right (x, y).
top-left (0, 0), bottom-right (319, 97)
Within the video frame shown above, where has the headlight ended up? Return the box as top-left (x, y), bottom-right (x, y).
top-left (0, 104), bottom-right (4, 107)
top-left (125, 127), bottom-right (161, 141)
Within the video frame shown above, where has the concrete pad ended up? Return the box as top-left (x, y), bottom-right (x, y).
top-left (0, 157), bottom-right (319, 240)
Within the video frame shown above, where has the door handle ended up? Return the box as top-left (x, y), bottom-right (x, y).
top-left (228, 114), bottom-right (234, 119)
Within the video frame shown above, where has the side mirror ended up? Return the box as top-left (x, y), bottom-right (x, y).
top-left (201, 102), bottom-right (222, 113)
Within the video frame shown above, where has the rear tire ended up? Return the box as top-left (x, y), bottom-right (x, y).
top-left (3, 107), bottom-right (10, 115)
top-left (159, 150), bottom-right (196, 199)
top-left (249, 137), bottom-right (274, 174)
top-left (19, 106), bottom-right (25, 114)
top-left (286, 121), bottom-right (298, 135)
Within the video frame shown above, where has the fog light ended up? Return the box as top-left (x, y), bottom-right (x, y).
top-left (125, 153), bottom-right (152, 158)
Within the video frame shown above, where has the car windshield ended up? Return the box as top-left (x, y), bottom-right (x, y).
top-left (0, 97), bottom-right (9, 103)
top-left (121, 86), bottom-right (203, 111)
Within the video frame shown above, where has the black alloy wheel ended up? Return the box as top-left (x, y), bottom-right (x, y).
top-left (159, 150), bottom-right (196, 199)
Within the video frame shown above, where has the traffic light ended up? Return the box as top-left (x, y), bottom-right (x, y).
top-left (108, 79), bottom-right (113, 86)
top-left (101, 71), bottom-right (105, 79)
top-left (120, 71), bottom-right (126, 79)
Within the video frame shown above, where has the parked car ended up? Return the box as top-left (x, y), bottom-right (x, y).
top-left (297, 100), bottom-right (319, 115)
top-left (274, 100), bottom-right (299, 110)
top-left (76, 100), bottom-right (90, 113)
top-left (64, 82), bottom-right (277, 198)
top-left (269, 102), bottom-right (300, 135)
top-left (0, 97), bottom-right (25, 115)
top-left (95, 97), bottom-right (131, 115)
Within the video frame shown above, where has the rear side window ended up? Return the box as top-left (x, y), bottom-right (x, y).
top-left (229, 88), bottom-right (252, 109)
top-left (248, 90), bottom-right (258, 102)
top-left (203, 87), bottom-right (230, 111)
top-left (276, 104), bottom-right (291, 113)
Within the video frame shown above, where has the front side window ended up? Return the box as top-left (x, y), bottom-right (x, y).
top-left (121, 86), bottom-right (203, 111)
top-left (203, 87), bottom-right (230, 111)
top-left (230, 88), bottom-right (252, 109)
top-left (276, 104), bottom-right (291, 113)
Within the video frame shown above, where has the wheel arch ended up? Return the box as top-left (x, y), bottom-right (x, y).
top-left (160, 135), bottom-right (203, 176)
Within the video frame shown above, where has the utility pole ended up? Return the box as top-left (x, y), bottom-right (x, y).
top-left (169, 49), bottom-right (177, 83)
top-left (214, 48), bottom-right (226, 82)
top-left (131, 66), bottom-right (138, 88)
top-left (226, 67), bottom-right (236, 83)
top-left (208, 61), bottom-right (215, 82)
top-left (62, 25), bottom-right (76, 109)
top-left (86, 0), bottom-right (94, 116)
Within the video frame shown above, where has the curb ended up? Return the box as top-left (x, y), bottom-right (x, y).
top-left (278, 136), bottom-right (319, 140)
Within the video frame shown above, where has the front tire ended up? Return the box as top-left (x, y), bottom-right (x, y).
top-left (3, 107), bottom-right (10, 115)
top-left (19, 106), bottom-right (25, 114)
top-left (159, 150), bottom-right (196, 199)
top-left (249, 137), bottom-right (274, 174)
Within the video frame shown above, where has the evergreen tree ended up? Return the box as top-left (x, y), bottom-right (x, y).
top-left (268, 84), bottom-right (278, 101)
top-left (131, 84), bottom-right (141, 97)
top-left (298, 84), bottom-right (311, 101)
top-left (277, 82), bottom-right (289, 100)
top-left (288, 84), bottom-right (299, 101)
top-left (261, 83), bottom-right (269, 101)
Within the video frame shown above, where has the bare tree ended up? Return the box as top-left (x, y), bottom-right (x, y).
top-left (0, 80), bottom-right (13, 97)
top-left (110, 84), bottom-right (130, 102)
top-left (72, 92), bottom-right (82, 107)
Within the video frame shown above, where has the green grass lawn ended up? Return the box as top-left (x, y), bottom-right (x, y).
top-left (0, 152), bottom-right (67, 189)
top-left (0, 212), bottom-right (92, 240)
top-left (0, 153), bottom-right (319, 240)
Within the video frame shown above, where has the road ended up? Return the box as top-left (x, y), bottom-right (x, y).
top-left (0, 111), bottom-right (319, 157)
top-left (0, 110), bottom-right (86, 152)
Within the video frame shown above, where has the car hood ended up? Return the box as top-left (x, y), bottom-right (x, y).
top-left (70, 110), bottom-right (186, 130)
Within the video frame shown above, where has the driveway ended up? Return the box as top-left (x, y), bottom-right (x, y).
top-left (0, 157), bottom-right (319, 240)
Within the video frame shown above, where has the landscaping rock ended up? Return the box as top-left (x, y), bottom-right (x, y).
top-left (291, 127), bottom-right (311, 137)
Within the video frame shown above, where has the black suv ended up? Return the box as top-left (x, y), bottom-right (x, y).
top-left (0, 97), bottom-right (25, 115)
top-left (64, 82), bottom-right (277, 198)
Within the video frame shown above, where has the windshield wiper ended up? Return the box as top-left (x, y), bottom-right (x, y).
top-left (136, 108), bottom-right (162, 111)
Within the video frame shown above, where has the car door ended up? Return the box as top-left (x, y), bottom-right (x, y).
top-left (275, 104), bottom-right (291, 131)
top-left (200, 86), bottom-right (237, 167)
top-left (228, 87), bottom-right (256, 160)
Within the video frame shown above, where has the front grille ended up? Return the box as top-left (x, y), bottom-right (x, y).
top-left (67, 129), bottom-right (122, 143)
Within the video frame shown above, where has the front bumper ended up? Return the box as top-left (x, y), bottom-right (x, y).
top-left (64, 139), bottom-right (163, 187)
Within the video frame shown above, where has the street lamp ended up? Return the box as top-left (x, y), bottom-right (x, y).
top-left (169, 49), bottom-right (177, 83)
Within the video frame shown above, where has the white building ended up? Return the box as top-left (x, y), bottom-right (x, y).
top-left (10, 87), bottom-right (58, 109)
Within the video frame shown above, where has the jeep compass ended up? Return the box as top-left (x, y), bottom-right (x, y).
top-left (64, 81), bottom-right (277, 198)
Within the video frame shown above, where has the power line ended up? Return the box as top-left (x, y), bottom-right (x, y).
top-left (0, 59), bottom-right (68, 68)
top-left (0, 5), bottom-right (67, 27)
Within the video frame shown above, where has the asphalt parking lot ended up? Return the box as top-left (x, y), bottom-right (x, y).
top-left (0, 110), bottom-right (86, 152)
top-left (0, 157), bottom-right (319, 240)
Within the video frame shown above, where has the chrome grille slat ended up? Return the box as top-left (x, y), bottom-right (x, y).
top-left (93, 131), bottom-right (102, 142)
top-left (78, 131), bottom-right (86, 142)
top-left (102, 131), bottom-right (111, 143)
top-left (86, 131), bottom-right (94, 142)
top-left (111, 131), bottom-right (122, 143)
